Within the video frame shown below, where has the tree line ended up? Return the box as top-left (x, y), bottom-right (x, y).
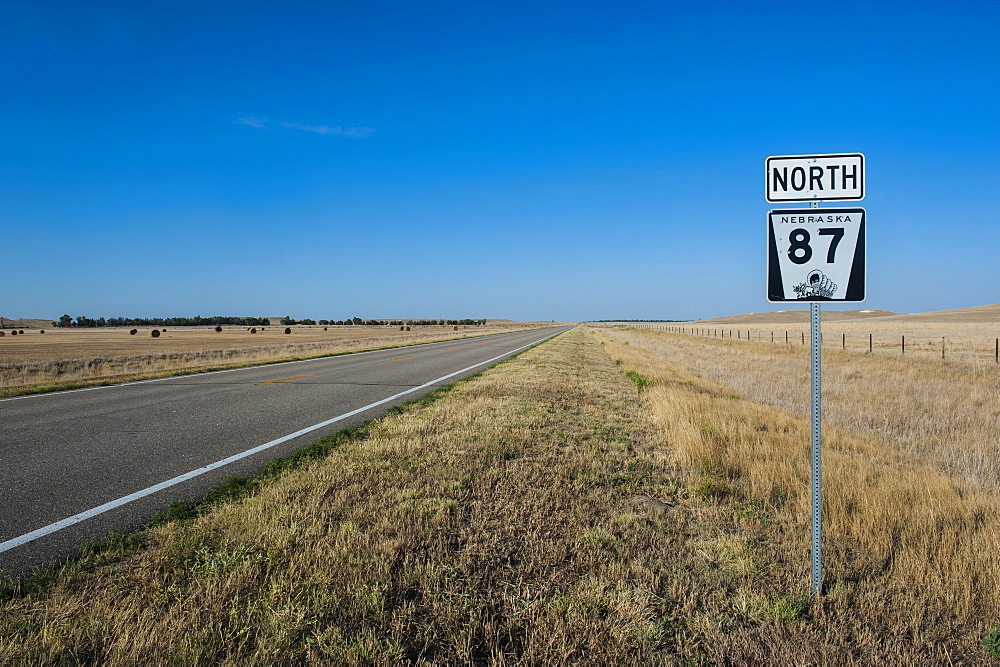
top-left (280, 316), bottom-right (487, 326)
top-left (53, 315), bottom-right (488, 328)
top-left (54, 315), bottom-right (271, 328)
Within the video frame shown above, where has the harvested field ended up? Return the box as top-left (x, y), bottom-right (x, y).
top-left (0, 324), bottom-right (549, 397)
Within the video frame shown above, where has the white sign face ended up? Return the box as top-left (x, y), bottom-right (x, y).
top-left (766, 153), bottom-right (864, 202)
top-left (767, 208), bottom-right (865, 302)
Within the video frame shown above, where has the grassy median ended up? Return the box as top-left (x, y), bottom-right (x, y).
top-left (1, 326), bottom-right (995, 662)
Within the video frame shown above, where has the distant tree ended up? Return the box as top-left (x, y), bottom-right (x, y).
top-left (58, 314), bottom-right (72, 328)
top-left (280, 315), bottom-right (296, 325)
top-left (351, 317), bottom-right (362, 325)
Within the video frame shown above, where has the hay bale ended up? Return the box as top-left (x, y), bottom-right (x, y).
top-left (0, 331), bottom-right (5, 337)
top-left (250, 328), bottom-right (257, 334)
top-left (130, 329), bottom-right (138, 335)
top-left (400, 326), bottom-right (405, 331)
top-left (10, 330), bottom-right (16, 336)
top-left (40, 329), bottom-right (45, 334)
top-left (215, 326), bottom-right (223, 332)
top-left (18, 330), bottom-right (24, 334)
top-left (324, 327), bottom-right (328, 331)
top-left (284, 327), bottom-right (292, 334)
top-left (151, 330), bottom-right (160, 338)
top-left (406, 326), bottom-right (411, 331)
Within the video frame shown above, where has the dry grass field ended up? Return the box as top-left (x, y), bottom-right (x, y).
top-left (1, 325), bottom-right (997, 662)
top-left (0, 324), bottom-right (549, 397)
top-left (593, 323), bottom-right (999, 659)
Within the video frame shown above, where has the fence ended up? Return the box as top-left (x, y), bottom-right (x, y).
top-left (607, 323), bottom-right (1000, 364)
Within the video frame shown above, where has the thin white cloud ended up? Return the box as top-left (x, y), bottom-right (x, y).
top-left (279, 121), bottom-right (375, 138)
top-left (234, 116), bottom-right (374, 138)
top-left (340, 126), bottom-right (376, 138)
top-left (235, 116), bottom-right (269, 130)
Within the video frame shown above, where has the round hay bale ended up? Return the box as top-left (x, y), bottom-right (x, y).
top-left (323, 327), bottom-right (328, 331)
top-left (40, 329), bottom-right (45, 334)
top-left (454, 326), bottom-right (458, 331)
top-left (18, 330), bottom-right (24, 334)
top-left (151, 329), bottom-right (160, 338)
top-left (10, 330), bottom-right (16, 336)
top-left (250, 327), bottom-right (257, 334)
top-left (0, 331), bottom-right (5, 337)
top-left (400, 326), bottom-right (404, 331)
top-left (406, 326), bottom-right (411, 331)
top-left (215, 326), bottom-right (223, 332)
top-left (130, 329), bottom-right (138, 335)
top-left (284, 327), bottom-right (292, 334)
top-left (162, 329), bottom-right (167, 332)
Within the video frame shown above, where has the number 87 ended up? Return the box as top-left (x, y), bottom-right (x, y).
top-left (787, 228), bottom-right (845, 265)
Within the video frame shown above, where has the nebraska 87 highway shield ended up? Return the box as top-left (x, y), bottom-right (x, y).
top-left (767, 208), bottom-right (865, 302)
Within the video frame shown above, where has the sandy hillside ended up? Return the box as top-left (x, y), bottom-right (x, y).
top-left (692, 304), bottom-right (999, 325)
top-left (692, 309), bottom-right (899, 325)
top-left (866, 303), bottom-right (1000, 323)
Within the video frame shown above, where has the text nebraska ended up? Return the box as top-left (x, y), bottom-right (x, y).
top-left (778, 215), bottom-right (857, 224)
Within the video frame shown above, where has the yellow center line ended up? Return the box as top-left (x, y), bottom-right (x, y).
top-left (391, 355), bottom-right (413, 360)
top-left (256, 375), bottom-right (312, 385)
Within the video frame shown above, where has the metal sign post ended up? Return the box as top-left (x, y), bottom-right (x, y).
top-left (766, 154), bottom-right (866, 596)
top-left (810, 300), bottom-right (822, 594)
top-left (808, 203), bottom-right (823, 595)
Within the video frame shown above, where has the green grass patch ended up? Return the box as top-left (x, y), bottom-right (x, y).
top-left (623, 370), bottom-right (655, 391)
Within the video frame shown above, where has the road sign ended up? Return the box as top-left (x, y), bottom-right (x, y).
top-left (766, 153), bottom-right (864, 202)
top-left (767, 207), bottom-right (865, 302)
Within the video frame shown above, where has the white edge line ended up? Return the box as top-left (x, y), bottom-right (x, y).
top-left (0, 328), bottom-right (551, 403)
top-left (0, 328), bottom-right (565, 555)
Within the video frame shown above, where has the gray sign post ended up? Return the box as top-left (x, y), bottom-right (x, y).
top-left (766, 154), bottom-right (866, 595)
top-left (808, 204), bottom-right (823, 595)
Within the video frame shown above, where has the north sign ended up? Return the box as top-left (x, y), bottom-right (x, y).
top-left (767, 208), bottom-right (865, 302)
top-left (766, 153), bottom-right (864, 202)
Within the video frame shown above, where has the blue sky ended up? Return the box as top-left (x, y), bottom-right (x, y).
top-left (2, 0), bottom-right (998, 321)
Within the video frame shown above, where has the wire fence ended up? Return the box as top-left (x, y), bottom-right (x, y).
top-left (610, 323), bottom-right (1000, 364)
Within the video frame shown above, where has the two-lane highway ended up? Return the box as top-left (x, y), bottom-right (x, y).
top-left (0, 325), bottom-right (572, 575)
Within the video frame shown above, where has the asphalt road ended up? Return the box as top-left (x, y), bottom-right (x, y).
top-left (0, 325), bottom-right (572, 576)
